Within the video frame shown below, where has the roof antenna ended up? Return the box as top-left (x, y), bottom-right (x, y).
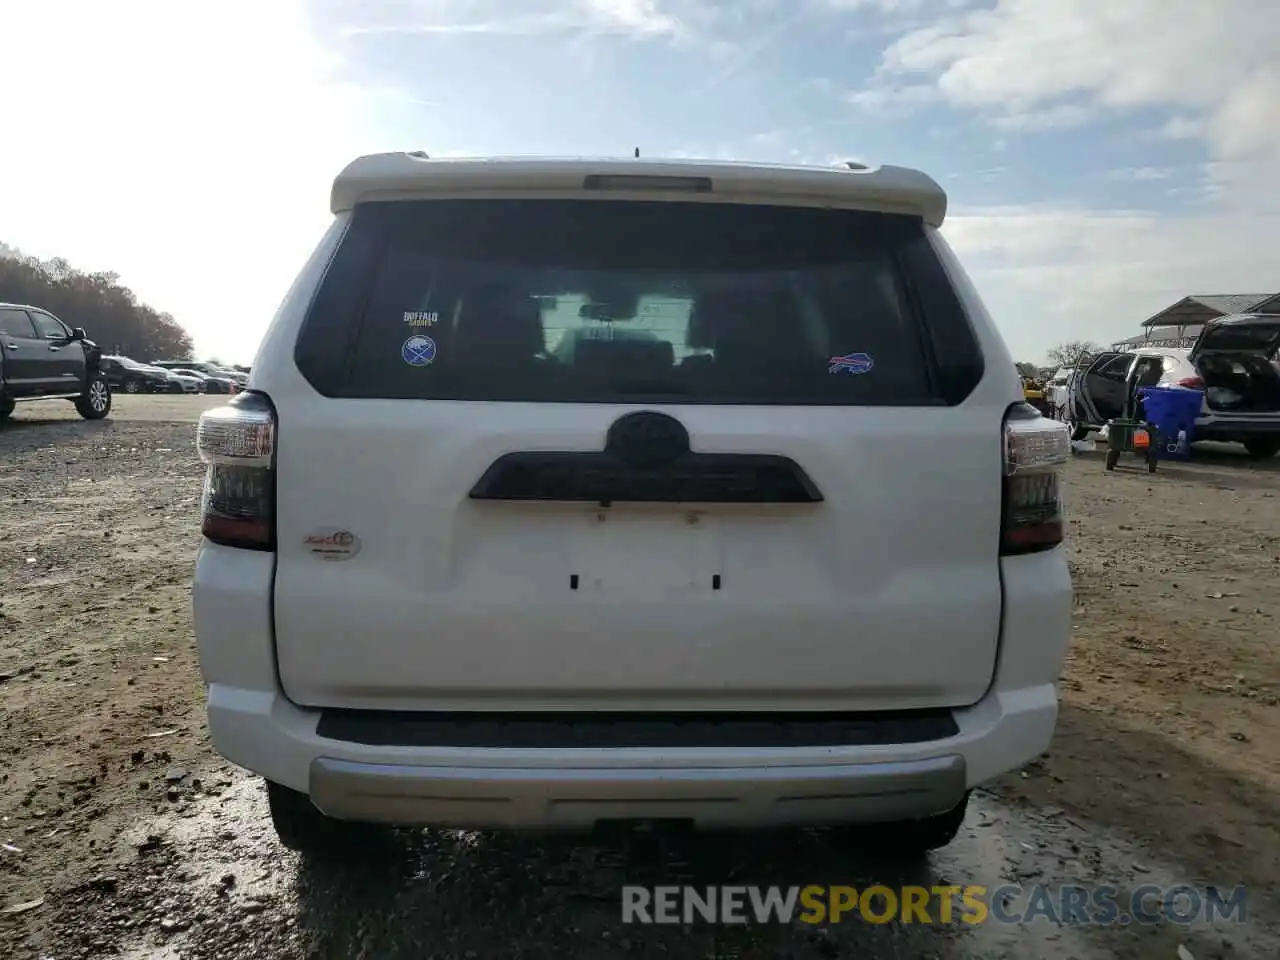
top-left (634, 146), bottom-right (640, 158)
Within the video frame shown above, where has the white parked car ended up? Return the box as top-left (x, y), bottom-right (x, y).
top-left (1044, 366), bottom-right (1074, 420)
top-left (165, 369), bottom-right (205, 394)
top-left (152, 359), bottom-right (249, 388)
top-left (193, 154), bottom-right (1073, 856)
top-left (1066, 317), bottom-right (1280, 458)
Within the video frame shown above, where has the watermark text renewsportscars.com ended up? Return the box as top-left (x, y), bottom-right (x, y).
top-left (621, 884), bottom-right (1247, 927)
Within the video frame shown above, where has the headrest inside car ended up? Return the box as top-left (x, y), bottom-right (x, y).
top-left (574, 336), bottom-right (675, 371)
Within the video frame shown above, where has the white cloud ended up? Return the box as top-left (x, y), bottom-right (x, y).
top-left (583, 0), bottom-right (683, 35)
top-left (822, 0), bottom-right (972, 10)
top-left (341, 0), bottom-right (687, 39)
top-left (989, 102), bottom-right (1094, 131)
top-left (1105, 166), bottom-right (1173, 182)
top-left (942, 203), bottom-right (1279, 360)
top-left (844, 83), bottom-right (938, 111)
top-left (864, 0), bottom-right (1280, 359)
top-left (877, 0), bottom-right (1280, 188)
top-left (0, 1), bottom-right (392, 363)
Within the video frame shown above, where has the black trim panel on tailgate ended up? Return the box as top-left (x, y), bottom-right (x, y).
top-left (468, 451), bottom-right (823, 503)
top-left (315, 710), bottom-right (960, 748)
top-left (469, 409), bottom-right (823, 504)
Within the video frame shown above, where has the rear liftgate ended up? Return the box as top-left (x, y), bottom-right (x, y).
top-left (470, 409), bottom-right (821, 595)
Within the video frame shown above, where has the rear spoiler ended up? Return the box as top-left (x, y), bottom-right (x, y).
top-left (330, 153), bottom-right (949, 227)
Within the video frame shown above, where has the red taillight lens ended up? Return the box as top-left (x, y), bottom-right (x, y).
top-left (196, 391), bottom-right (276, 551)
top-left (1002, 404), bottom-right (1070, 556)
top-left (1175, 376), bottom-right (1205, 390)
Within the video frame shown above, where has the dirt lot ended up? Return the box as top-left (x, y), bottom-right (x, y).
top-left (1, 395), bottom-right (1278, 959)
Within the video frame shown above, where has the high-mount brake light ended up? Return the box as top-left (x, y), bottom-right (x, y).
top-left (196, 391), bottom-right (277, 550)
top-left (1001, 404), bottom-right (1070, 556)
top-left (582, 174), bottom-right (713, 192)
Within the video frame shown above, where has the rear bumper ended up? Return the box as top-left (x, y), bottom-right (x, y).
top-left (306, 753), bottom-right (966, 828)
top-left (195, 544), bottom-right (1071, 830)
top-left (1195, 415), bottom-right (1280, 439)
top-left (207, 682), bottom-right (1054, 829)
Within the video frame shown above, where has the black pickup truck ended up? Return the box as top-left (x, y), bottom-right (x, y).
top-left (0, 302), bottom-right (112, 423)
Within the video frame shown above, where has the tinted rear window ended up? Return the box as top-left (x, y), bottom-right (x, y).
top-left (1202, 322), bottom-right (1280, 355)
top-left (296, 199), bottom-right (982, 405)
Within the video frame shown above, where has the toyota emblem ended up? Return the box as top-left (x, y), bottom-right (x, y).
top-left (606, 411), bottom-right (690, 467)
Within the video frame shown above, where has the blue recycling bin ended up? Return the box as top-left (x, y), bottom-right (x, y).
top-left (1139, 386), bottom-right (1204, 460)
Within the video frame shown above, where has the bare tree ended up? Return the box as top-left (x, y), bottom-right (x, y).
top-left (1046, 340), bottom-right (1104, 369)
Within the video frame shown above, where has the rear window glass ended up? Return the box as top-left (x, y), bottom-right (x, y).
top-left (1202, 322), bottom-right (1280, 355)
top-left (298, 199), bottom-right (980, 405)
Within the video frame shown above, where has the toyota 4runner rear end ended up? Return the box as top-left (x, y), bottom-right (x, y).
top-left (193, 154), bottom-right (1073, 855)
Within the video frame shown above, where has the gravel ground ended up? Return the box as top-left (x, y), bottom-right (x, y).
top-left (1, 396), bottom-right (1278, 959)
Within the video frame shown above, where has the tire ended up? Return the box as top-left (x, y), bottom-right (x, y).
top-left (0, 395), bottom-right (13, 423)
top-left (74, 374), bottom-right (112, 420)
top-left (1069, 420), bottom-right (1091, 442)
top-left (831, 792), bottom-right (970, 856)
top-left (266, 780), bottom-right (393, 857)
top-left (1105, 449), bottom-right (1119, 471)
top-left (123, 378), bottom-right (142, 394)
top-left (1242, 437), bottom-right (1280, 459)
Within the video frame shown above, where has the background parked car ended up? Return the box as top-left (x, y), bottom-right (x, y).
top-left (1045, 366), bottom-right (1074, 420)
top-left (99, 355), bottom-right (171, 394)
top-left (140, 364), bottom-right (203, 394)
top-left (1067, 314), bottom-right (1280, 458)
top-left (169, 368), bottom-right (237, 394)
top-left (151, 360), bottom-right (247, 388)
top-left (165, 369), bottom-right (205, 394)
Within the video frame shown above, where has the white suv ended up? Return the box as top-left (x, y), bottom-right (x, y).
top-left (193, 154), bottom-right (1073, 855)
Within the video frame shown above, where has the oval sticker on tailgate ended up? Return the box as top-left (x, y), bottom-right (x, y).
top-left (304, 527), bottom-right (361, 561)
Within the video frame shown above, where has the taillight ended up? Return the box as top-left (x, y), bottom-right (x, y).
top-left (196, 391), bottom-right (276, 550)
top-left (1174, 376), bottom-right (1205, 390)
top-left (1002, 403), bottom-right (1070, 556)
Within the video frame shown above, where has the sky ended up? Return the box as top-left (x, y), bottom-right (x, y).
top-left (0, 0), bottom-right (1276, 366)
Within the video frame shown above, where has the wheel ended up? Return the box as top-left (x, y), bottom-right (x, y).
top-left (74, 374), bottom-right (112, 420)
top-left (830, 792), bottom-right (970, 856)
top-left (123, 378), bottom-right (142, 394)
top-left (266, 780), bottom-right (393, 857)
top-left (1069, 420), bottom-right (1090, 442)
top-left (1242, 437), bottom-right (1280, 459)
top-left (0, 395), bottom-right (13, 423)
top-left (1105, 449), bottom-right (1119, 471)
